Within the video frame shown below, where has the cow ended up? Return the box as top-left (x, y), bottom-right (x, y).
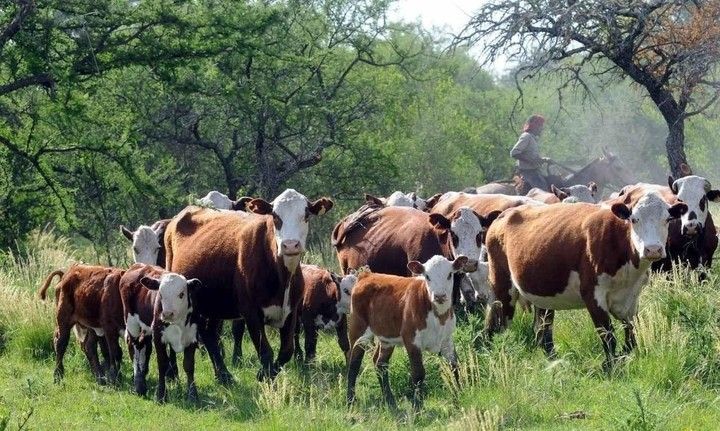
top-left (127, 268), bottom-right (202, 403)
top-left (39, 265), bottom-right (126, 384)
top-left (363, 192), bottom-right (438, 212)
top-left (527, 183), bottom-right (598, 204)
top-left (197, 190), bottom-right (252, 211)
top-left (615, 176), bottom-right (720, 276)
top-left (346, 255), bottom-right (468, 409)
top-left (430, 193), bottom-right (543, 220)
top-left (484, 193), bottom-right (687, 371)
top-left (120, 219), bottom-right (171, 267)
top-left (164, 188), bottom-right (333, 383)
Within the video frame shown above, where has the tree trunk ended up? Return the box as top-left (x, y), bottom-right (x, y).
top-left (664, 116), bottom-right (689, 179)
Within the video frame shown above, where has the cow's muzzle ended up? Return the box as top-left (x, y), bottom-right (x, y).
top-left (433, 293), bottom-right (448, 305)
top-left (642, 245), bottom-right (665, 261)
top-left (281, 240), bottom-right (303, 256)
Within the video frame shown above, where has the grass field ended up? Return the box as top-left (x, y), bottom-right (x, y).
top-left (2, 230), bottom-right (720, 430)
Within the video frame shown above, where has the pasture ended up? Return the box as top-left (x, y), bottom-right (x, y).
top-left (2, 229), bottom-right (720, 430)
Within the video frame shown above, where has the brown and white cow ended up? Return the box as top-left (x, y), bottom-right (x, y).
top-left (526, 183), bottom-right (598, 204)
top-left (39, 265), bottom-right (126, 384)
top-left (485, 193), bottom-right (687, 370)
top-left (165, 188), bottom-right (333, 382)
top-left (197, 190), bottom-right (253, 211)
top-left (347, 255), bottom-right (468, 409)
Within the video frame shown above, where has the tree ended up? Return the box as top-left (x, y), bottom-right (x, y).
top-left (455, 0), bottom-right (720, 177)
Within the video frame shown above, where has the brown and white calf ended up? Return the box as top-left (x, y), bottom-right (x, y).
top-left (129, 269), bottom-right (202, 403)
top-left (347, 255), bottom-right (468, 409)
top-left (121, 219), bottom-right (171, 267)
top-left (39, 265), bottom-right (126, 384)
top-left (197, 190), bottom-right (253, 211)
top-left (485, 193), bottom-right (687, 370)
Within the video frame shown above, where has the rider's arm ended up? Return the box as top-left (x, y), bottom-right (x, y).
top-left (510, 133), bottom-right (542, 164)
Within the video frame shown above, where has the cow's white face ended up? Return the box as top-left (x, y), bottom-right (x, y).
top-left (141, 273), bottom-right (200, 324)
top-left (248, 189), bottom-right (333, 272)
top-left (198, 190), bottom-right (233, 210)
top-left (670, 175), bottom-right (720, 236)
top-left (612, 192), bottom-right (687, 261)
top-left (385, 191), bottom-right (426, 210)
top-left (449, 207), bottom-right (484, 272)
top-left (408, 255), bottom-right (467, 315)
top-left (132, 226), bottom-right (161, 265)
top-left (336, 272), bottom-right (359, 315)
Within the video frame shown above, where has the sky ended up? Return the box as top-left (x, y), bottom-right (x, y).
top-left (388, 0), bottom-right (509, 73)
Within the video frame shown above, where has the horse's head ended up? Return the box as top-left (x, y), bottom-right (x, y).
top-left (595, 147), bottom-right (636, 188)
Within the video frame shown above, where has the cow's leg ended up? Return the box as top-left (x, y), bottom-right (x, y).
top-left (373, 345), bottom-right (396, 409)
top-left (154, 336), bottom-right (169, 403)
top-left (131, 338), bottom-right (152, 396)
top-left (183, 344), bottom-right (199, 404)
top-left (167, 349), bottom-right (179, 380)
top-left (53, 315), bottom-right (73, 383)
top-left (231, 319), bottom-right (246, 366)
top-left (336, 315), bottom-right (350, 365)
top-left (440, 341), bottom-right (460, 386)
top-left (303, 318), bottom-right (318, 363)
top-left (294, 319), bottom-right (304, 362)
top-left (621, 319), bottom-right (637, 354)
top-left (104, 329), bottom-right (123, 386)
top-left (346, 318), bottom-right (368, 406)
top-left (199, 318), bottom-right (234, 385)
top-left (273, 310), bottom-right (298, 374)
top-left (583, 294), bottom-right (616, 372)
top-left (80, 330), bottom-right (105, 384)
top-left (243, 313), bottom-right (275, 380)
top-left (533, 308), bottom-right (556, 357)
top-left (405, 343), bottom-right (426, 410)
top-left (485, 258), bottom-right (513, 339)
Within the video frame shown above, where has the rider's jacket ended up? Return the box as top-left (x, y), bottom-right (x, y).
top-left (510, 132), bottom-right (542, 170)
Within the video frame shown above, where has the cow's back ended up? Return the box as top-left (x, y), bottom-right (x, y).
top-left (432, 193), bottom-right (540, 218)
top-left (335, 206), bottom-right (447, 276)
top-left (165, 206), bottom-right (273, 318)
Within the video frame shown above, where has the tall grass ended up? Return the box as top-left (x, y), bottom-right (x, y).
top-left (2, 233), bottom-right (720, 429)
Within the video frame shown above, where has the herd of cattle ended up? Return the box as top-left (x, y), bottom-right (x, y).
top-left (37, 173), bottom-right (719, 408)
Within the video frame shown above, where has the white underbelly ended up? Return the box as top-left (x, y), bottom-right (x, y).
top-left (512, 271), bottom-right (584, 310)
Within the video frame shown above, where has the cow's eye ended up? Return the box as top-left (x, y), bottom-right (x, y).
top-left (179, 292), bottom-right (184, 299)
top-left (447, 274), bottom-right (452, 280)
top-left (425, 275), bottom-right (431, 282)
top-left (631, 218), bottom-right (638, 224)
top-left (343, 289), bottom-right (350, 295)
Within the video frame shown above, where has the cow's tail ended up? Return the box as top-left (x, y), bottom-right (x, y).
top-left (39, 270), bottom-right (64, 300)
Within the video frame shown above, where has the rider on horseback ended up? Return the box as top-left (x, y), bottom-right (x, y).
top-left (511, 114), bottom-right (552, 191)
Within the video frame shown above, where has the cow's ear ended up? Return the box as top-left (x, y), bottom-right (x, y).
top-left (706, 190), bottom-right (720, 203)
top-left (611, 203), bottom-right (632, 220)
top-left (364, 193), bottom-right (384, 206)
top-left (425, 193), bottom-right (443, 210)
top-left (308, 198), bottom-right (333, 216)
top-left (120, 225), bottom-right (134, 241)
top-left (232, 197), bottom-right (253, 211)
top-left (330, 272), bottom-right (342, 286)
top-left (668, 202), bottom-right (688, 219)
top-left (428, 213), bottom-right (451, 231)
top-left (186, 278), bottom-right (202, 292)
top-left (452, 256), bottom-right (468, 272)
top-left (248, 198), bottom-right (273, 215)
top-left (140, 276), bottom-right (161, 291)
top-left (480, 210), bottom-right (502, 228)
top-left (588, 182), bottom-right (598, 195)
top-left (407, 261), bottom-right (424, 275)
top-left (551, 184), bottom-right (568, 200)
top-left (668, 176), bottom-right (678, 194)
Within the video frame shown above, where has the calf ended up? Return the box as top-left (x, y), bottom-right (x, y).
top-left (136, 271), bottom-right (202, 403)
top-left (527, 183), bottom-right (597, 204)
top-left (39, 265), bottom-right (126, 384)
top-left (347, 255), bottom-right (468, 409)
top-left (485, 193), bottom-right (687, 370)
top-left (121, 219), bottom-right (171, 266)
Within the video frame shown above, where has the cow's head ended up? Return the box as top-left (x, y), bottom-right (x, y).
top-left (247, 189), bottom-right (333, 271)
top-left (611, 192), bottom-right (687, 261)
top-left (551, 183), bottom-right (597, 203)
top-left (408, 255), bottom-right (468, 315)
top-left (140, 273), bottom-right (202, 324)
top-left (668, 175), bottom-right (720, 236)
top-left (408, 192), bottom-right (427, 211)
top-left (428, 208), bottom-right (500, 272)
top-left (332, 268), bottom-right (363, 315)
top-left (121, 225), bottom-right (162, 265)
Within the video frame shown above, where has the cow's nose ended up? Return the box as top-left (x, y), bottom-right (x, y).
top-left (161, 311), bottom-right (174, 321)
top-left (464, 259), bottom-right (479, 272)
top-left (683, 223), bottom-right (699, 236)
top-left (434, 293), bottom-right (448, 304)
top-left (281, 240), bottom-right (302, 256)
top-left (643, 245), bottom-right (664, 260)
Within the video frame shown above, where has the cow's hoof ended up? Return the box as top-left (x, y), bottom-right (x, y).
top-left (165, 368), bottom-right (179, 381)
top-left (53, 369), bottom-right (63, 384)
top-left (155, 390), bottom-right (168, 404)
top-left (216, 371), bottom-right (235, 386)
top-left (187, 386), bottom-right (199, 404)
top-left (256, 364), bottom-right (280, 381)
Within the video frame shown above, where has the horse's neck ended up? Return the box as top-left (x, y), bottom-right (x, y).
top-left (565, 160), bottom-right (606, 188)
